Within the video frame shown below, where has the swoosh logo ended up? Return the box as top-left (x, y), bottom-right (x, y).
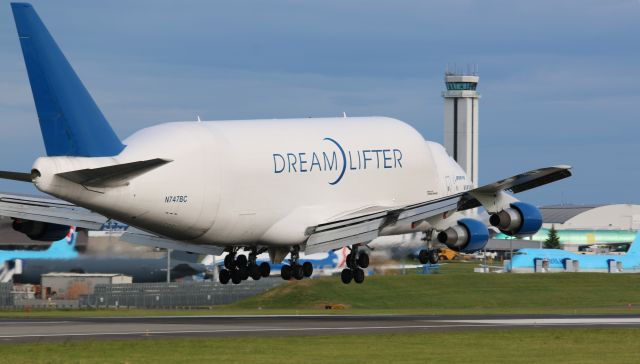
top-left (323, 137), bottom-right (347, 185)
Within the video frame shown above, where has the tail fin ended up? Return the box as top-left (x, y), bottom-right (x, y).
top-left (627, 231), bottom-right (640, 255)
top-left (11, 3), bottom-right (124, 157)
top-left (46, 226), bottom-right (77, 253)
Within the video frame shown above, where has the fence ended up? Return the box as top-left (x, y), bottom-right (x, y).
top-left (80, 278), bottom-right (282, 308)
top-left (0, 283), bottom-right (12, 307)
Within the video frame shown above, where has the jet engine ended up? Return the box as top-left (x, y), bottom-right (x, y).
top-left (489, 202), bottom-right (542, 236)
top-left (437, 218), bottom-right (489, 253)
top-left (12, 219), bottom-right (69, 241)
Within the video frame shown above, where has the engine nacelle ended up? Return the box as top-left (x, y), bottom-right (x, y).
top-left (489, 202), bottom-right (542, 236)
top-left (12, 219), bottom-right (70, 241)
top-left (437, 218), bottom-right (489, 253)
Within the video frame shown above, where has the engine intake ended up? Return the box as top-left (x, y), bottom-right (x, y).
top-left (489, 202), bottom-right (542, 236)
top-left (437, 218), bottom-right (489, 253)
top-left (12, 219), bottom-right (70, 241)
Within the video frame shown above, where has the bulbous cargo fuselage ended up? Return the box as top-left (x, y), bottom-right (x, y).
top-left (33, 116), bottom-right (471, 247)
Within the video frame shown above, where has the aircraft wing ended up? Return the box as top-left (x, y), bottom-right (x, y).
top-left (0, 192), bottom-right (108, 229)
top-left (304, 165), bottom-right (571, 254)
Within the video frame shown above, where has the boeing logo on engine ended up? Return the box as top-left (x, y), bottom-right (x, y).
top-left (272, 137), bottom-right (403, 185)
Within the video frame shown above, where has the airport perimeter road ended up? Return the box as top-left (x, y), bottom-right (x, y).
top-left (1, 314), bottom-right (640, 342)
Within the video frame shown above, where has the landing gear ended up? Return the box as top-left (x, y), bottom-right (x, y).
top-left (279, 246), bottom-right (313, 281)
top-left (418, 249), bottom-right (439, 265)
top-left (220, 248), bottom-right (266, 284)
top-left (342, 245), bottom-right (368, 284)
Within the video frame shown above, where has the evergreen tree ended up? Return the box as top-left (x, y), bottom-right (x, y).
top-left (544, 225), bottom-right (561, 249)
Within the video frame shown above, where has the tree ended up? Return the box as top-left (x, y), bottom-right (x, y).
top-left (544, 225), bottom-right (561, 249)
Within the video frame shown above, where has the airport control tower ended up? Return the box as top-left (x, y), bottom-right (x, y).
top-left (442, 70), bottom-right (480, 187)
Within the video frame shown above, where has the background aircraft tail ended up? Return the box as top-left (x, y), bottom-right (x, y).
top-left (626, 231), bottom-right (640, 255)
top-left (45, 226), bottom-right (77, 254)
top-left (11, 3), bottom-right (124, 157)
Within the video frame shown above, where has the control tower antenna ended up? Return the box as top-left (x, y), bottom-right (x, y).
top-left (442, 67), bottom-right (480, 187)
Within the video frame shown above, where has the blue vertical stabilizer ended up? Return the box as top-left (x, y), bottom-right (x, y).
top-left (626, 232), bottom-right (640, 255)
top-left (11, 3), bottom-right (124, 157)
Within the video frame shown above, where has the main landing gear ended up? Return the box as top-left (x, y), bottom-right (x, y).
top-left (280, 247), bottom-right (314, 281)
top-left (219, 248), bottom-right (270, 285)
top-left (341, 245), bottom-right (369, 284)
top-left (418, 249), bottom-right (439, 265)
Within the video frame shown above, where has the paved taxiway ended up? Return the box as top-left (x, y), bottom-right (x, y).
top-left (1, 314), bottom-right (639, 342)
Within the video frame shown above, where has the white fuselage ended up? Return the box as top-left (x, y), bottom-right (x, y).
top-left (32, 117), bottom-right (471, 248)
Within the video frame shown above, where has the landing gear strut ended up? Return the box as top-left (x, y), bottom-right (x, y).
top-left (341, 245), bottom-right (367, 284)
top-left (280, 246), bottom-right (313, 281)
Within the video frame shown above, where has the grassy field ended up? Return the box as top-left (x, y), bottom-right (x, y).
top-left (1, 328), bottom-right (639, 363)
top-left (1, 261), bottom-right (639, 317)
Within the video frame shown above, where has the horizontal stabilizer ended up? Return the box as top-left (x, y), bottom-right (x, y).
top-left (0, 170), bottom-right (32, 182)
top-left (57, 158), bottom-right (171, 187)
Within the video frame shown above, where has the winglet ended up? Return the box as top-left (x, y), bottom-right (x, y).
top-left (11, 3), bottom-right (124, 157)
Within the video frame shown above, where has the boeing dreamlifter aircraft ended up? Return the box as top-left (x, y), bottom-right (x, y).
top-left (0, 3), bottom-right (571, 285)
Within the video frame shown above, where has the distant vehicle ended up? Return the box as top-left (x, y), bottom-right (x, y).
top-left (510, 232), bottom-right (640, 273)
top-left (0, 227), bottom-right (77, 265)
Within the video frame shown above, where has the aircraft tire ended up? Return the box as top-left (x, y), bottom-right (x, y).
top-left (239, 266), bottom-right (250, 280)
top-left (235, 254), bottom-right (248, 268)
top-left (353, 268), bottom-right (365, 284)
top-left (293, 264), bottom-right (304, 280)
top-left (357, 252), bottom-right (370, 268)
top-left (219, 269), bottom-right (231, 284)
top-left (428, 250), bottom-right (439, 264)
top-left (302, 262), bottom-right (313, 277)
top-left (249, 264), bottom-right (261, 280)
top-left (281, 265), bottom-right (292, 280)
top-left (259, 262), bottom-right (271, 277)
top-left (224, 255), bottom-right (235, 270)
top-left (340, 268), bottom-right (353, 284)
top-left (418, 250), bottom-right (429, 265)
top-left (231, 269), bottom-right (242, 284)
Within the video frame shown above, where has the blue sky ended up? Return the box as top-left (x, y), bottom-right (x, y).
top-left (0, 0), bottom-right (638, 205)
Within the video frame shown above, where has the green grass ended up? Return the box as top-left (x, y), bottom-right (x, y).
top-left (1, 328), bottom-right (639, 363)
top-left (1, 262), bottom-right (639, 317)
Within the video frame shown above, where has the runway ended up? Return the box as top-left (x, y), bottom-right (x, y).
top-left (1, 314), bottom-right (640, 342)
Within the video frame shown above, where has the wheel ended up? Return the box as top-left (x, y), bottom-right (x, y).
top-left (259, 262), bottom-right (271, 277)
top-left (235, 254), bottom-right (248, 268)
top-left (292, 264), bottom-right (304, 280)
top-left (281, 265), bottom-right (292, 280)
top-left (418, 249), bottom-right (429, 264)
top-left (340, 268), bottom-right (353, 284)
top-left (224, 254), bottom-right (235, 270)
top-left (302, 262), bottom-right (313, 277)
top-left (231, 269), bottom-right (242, 284)
top-left (353, 268), bottom-right (365, 284)
top-left (428, 249), bottom-right (439, 264)
top-left (219, 269), bottom-right (230, 284)
top-left (239, 266), bottom-right (250, 280)
top-left (249, 264), bottom-right (261, 280)
top-left (357, 252), bottom-right (369, 268)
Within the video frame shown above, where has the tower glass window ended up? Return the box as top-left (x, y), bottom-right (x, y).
top-left (446, 82), bottom-right (477, 91)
